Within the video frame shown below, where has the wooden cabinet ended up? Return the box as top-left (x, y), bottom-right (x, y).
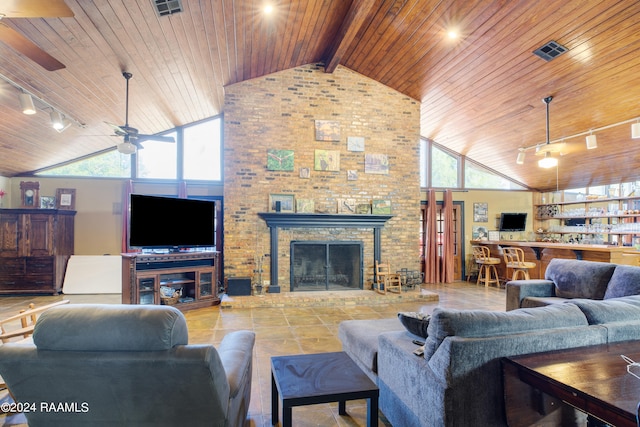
top-left (0, 209), bottom-right (75, 295)
top-left (121, 252), bottom-right (220, 311)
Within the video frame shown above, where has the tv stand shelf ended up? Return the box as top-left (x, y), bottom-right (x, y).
top-left (121, 251), bottom-right (220, 311)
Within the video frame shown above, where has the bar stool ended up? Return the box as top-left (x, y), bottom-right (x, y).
top-left (471, 245), bottom-right (501, 287)
top-left (503, 247), bottom-right (536, 280)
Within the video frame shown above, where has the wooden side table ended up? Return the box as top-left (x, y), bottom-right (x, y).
top-left (271, 351), bottom-right (379, 427)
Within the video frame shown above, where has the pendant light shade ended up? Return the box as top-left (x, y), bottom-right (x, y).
top-left (538, 152), bottom-right (558, 168)
top-left (19, 92), bottom-right (36, 115)
top-left (632, 122), bottom-right (640, 139)
top-left (586, 133), bottom-right (597, 149)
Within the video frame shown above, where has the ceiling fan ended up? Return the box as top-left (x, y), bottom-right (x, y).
top-left (0, 0), bottom-right (72, 71)
top-left (106, 72), bottom-right (175, 155)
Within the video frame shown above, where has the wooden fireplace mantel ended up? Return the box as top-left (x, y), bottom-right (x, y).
top-left (258, 213), bottom-right (394, 293)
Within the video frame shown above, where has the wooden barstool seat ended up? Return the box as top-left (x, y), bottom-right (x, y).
top-left (503, 247), bottom-right (536, 280)
top-left (472, 245), bottom-right (501, 287)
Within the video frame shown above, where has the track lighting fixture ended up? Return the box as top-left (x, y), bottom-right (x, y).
top-left (586, 132), bottom-right (597, 149)
top-left (19, 92), bottom-right (36, 115)
top-left (50, 111), bottom-right (64, 130)
top-left (633, 121), bottom-right (640, 139)
top-left (538, 152), bottom-right (558, 168)
top-left (516, 149), bottom-right (525, 164)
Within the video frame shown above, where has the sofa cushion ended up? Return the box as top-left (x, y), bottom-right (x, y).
top-left (520, 296), bottom-right (568, 308)
top-left (33, 304), bottom-right (189, 351)
top-left (545, 259), bottom-right (616, 299)
top-left (604, 265), bottom-right (640, 299)
top-left (397, 312), bottom-right (430, 338)
top-left (423, 303), bottom-right (588, 360)
top-left (338, 317), bottom-right (403, 375)
top-left (570, 295), bottom-right (640, 324)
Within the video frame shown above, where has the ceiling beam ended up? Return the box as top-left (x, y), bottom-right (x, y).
top-left (323, 0), bottom-right (378, 73)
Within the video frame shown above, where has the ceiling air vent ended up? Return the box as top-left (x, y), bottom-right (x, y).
top-left (533, 40), bottom-right (568, 61)
top-left (152, 0), bottom-right (183, 16)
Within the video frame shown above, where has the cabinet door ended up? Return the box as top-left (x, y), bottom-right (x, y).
top-left (25, 214), bottom-right (54, 257)
top-left (198, 270), bottom-right (214, 299)
top-left (0, 213), bottom-right (22, 257)
top-left (137, 274), bottom-right (158, 305)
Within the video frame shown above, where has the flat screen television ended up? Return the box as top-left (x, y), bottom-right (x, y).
top-left (129, 194), bottom-right (215, 251)
top-left (499, 213), bottom-right (527, 231)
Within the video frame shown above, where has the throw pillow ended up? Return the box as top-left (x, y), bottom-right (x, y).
top-left (397, 312), bottom-right (430, 338)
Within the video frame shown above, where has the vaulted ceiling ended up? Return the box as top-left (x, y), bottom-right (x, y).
top-left (1, 0), bottom-right (639, 191)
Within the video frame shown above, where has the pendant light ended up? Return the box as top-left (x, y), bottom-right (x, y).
top-left (537, 96), bottom-right (558, 168)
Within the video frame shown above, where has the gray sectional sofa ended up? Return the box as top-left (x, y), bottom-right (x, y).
top-left (339, 260), bottom-right (640, 426)
top-left (506, 258), bottom-right (640, 310)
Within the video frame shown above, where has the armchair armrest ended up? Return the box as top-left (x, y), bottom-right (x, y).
top-left (217, 330), bottom-right (255, 398)
top-left (506, 280), bottom-right (555, 311)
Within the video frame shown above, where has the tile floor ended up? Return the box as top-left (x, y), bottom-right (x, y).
top-left (0, 281), bottom-right (505, 427)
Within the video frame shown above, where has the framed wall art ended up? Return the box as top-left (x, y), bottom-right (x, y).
top-left (337, 198), bottom-right (357, 214)
top-left (56, 188), bottom-right (76, 210)
top-left (314, 120), bottom-right (340, 141)
top-left (473, 202), bottom-right (488, 222)
top-left (269, 194), bottom-right (294, 213)
top-left (299, 167), bottom-right (310, 178)
top-left (372, 199), bottom-right (391, 214)
top-left (347, 170), bottom-right (358, 181)
top-left (314, 149), bottom-right (340, 171)
top-left (296, 199), bottom-right (314, 213)
top-left (347, 136), bottom-right (365, 151)
top-left (267, 149), bottom-right (294, 171)
top-left (364, 153), bottom-right (389, 175)
top-left (40, 196), bottom-right (56, 209)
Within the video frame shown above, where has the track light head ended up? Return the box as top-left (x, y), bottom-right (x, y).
top-left (632, 122), bottom-right (640, 139)
top-left (50, 111), bottom-right (64, 130)
top-left (19, 92), bottom-right (36, 115)
top-left (586, 133), bottom-right (597, 149)
top-left (516, 150), bottom-right (525, 164)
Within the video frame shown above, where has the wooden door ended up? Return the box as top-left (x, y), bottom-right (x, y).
top-left (0, 213), bottom-right (22, 257)
top-left (25, 214), bottom-right (54, 257)
top-left (420, 202), bottom-right (463, 281)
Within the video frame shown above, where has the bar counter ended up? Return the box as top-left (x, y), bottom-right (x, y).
top-left (474, 240), bottom-right (640, 280)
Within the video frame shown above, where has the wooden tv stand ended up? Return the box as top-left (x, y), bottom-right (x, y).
top-left (121, 251), bottom-right (220, 311)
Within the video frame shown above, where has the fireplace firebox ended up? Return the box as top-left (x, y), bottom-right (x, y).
top-left (291, 241), bottom-right (363, 291)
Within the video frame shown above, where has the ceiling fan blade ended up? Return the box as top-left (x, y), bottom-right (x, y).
top-left (1, 0), bottom-right (74, 18)
top-left (104, 121), bottom-right (128, 136)
top-left (0, 22), bottom-right (65, 70)
top-left (137, 134), bottom-right (176, 143)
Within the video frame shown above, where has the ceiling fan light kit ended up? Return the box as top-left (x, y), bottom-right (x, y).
top-left (117, 142), bottom-right (137, 155)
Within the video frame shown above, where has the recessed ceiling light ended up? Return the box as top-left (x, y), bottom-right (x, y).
top-left (447, 29), bottom-right (458, 40)
top-left (264, 4), bottom-right (274, 14)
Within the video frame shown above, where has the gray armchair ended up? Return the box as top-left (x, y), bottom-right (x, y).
top-left (0, 304), bottom-right (255, 427)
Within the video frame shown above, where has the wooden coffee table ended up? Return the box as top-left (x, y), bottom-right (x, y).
top-left (503, 340), bottom-right (640, 427)
top-left (271, 351), bottom-right (379, 427)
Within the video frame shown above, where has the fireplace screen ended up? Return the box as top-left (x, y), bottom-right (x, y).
top-left (290, 241), bottom-right (363, 291)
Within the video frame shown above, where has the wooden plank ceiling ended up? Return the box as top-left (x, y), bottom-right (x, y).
top-left (0, 0), bottom-right (639, 191)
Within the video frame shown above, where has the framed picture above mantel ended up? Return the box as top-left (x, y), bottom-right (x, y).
top-left (56, 188), bottom-right (76, 210)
